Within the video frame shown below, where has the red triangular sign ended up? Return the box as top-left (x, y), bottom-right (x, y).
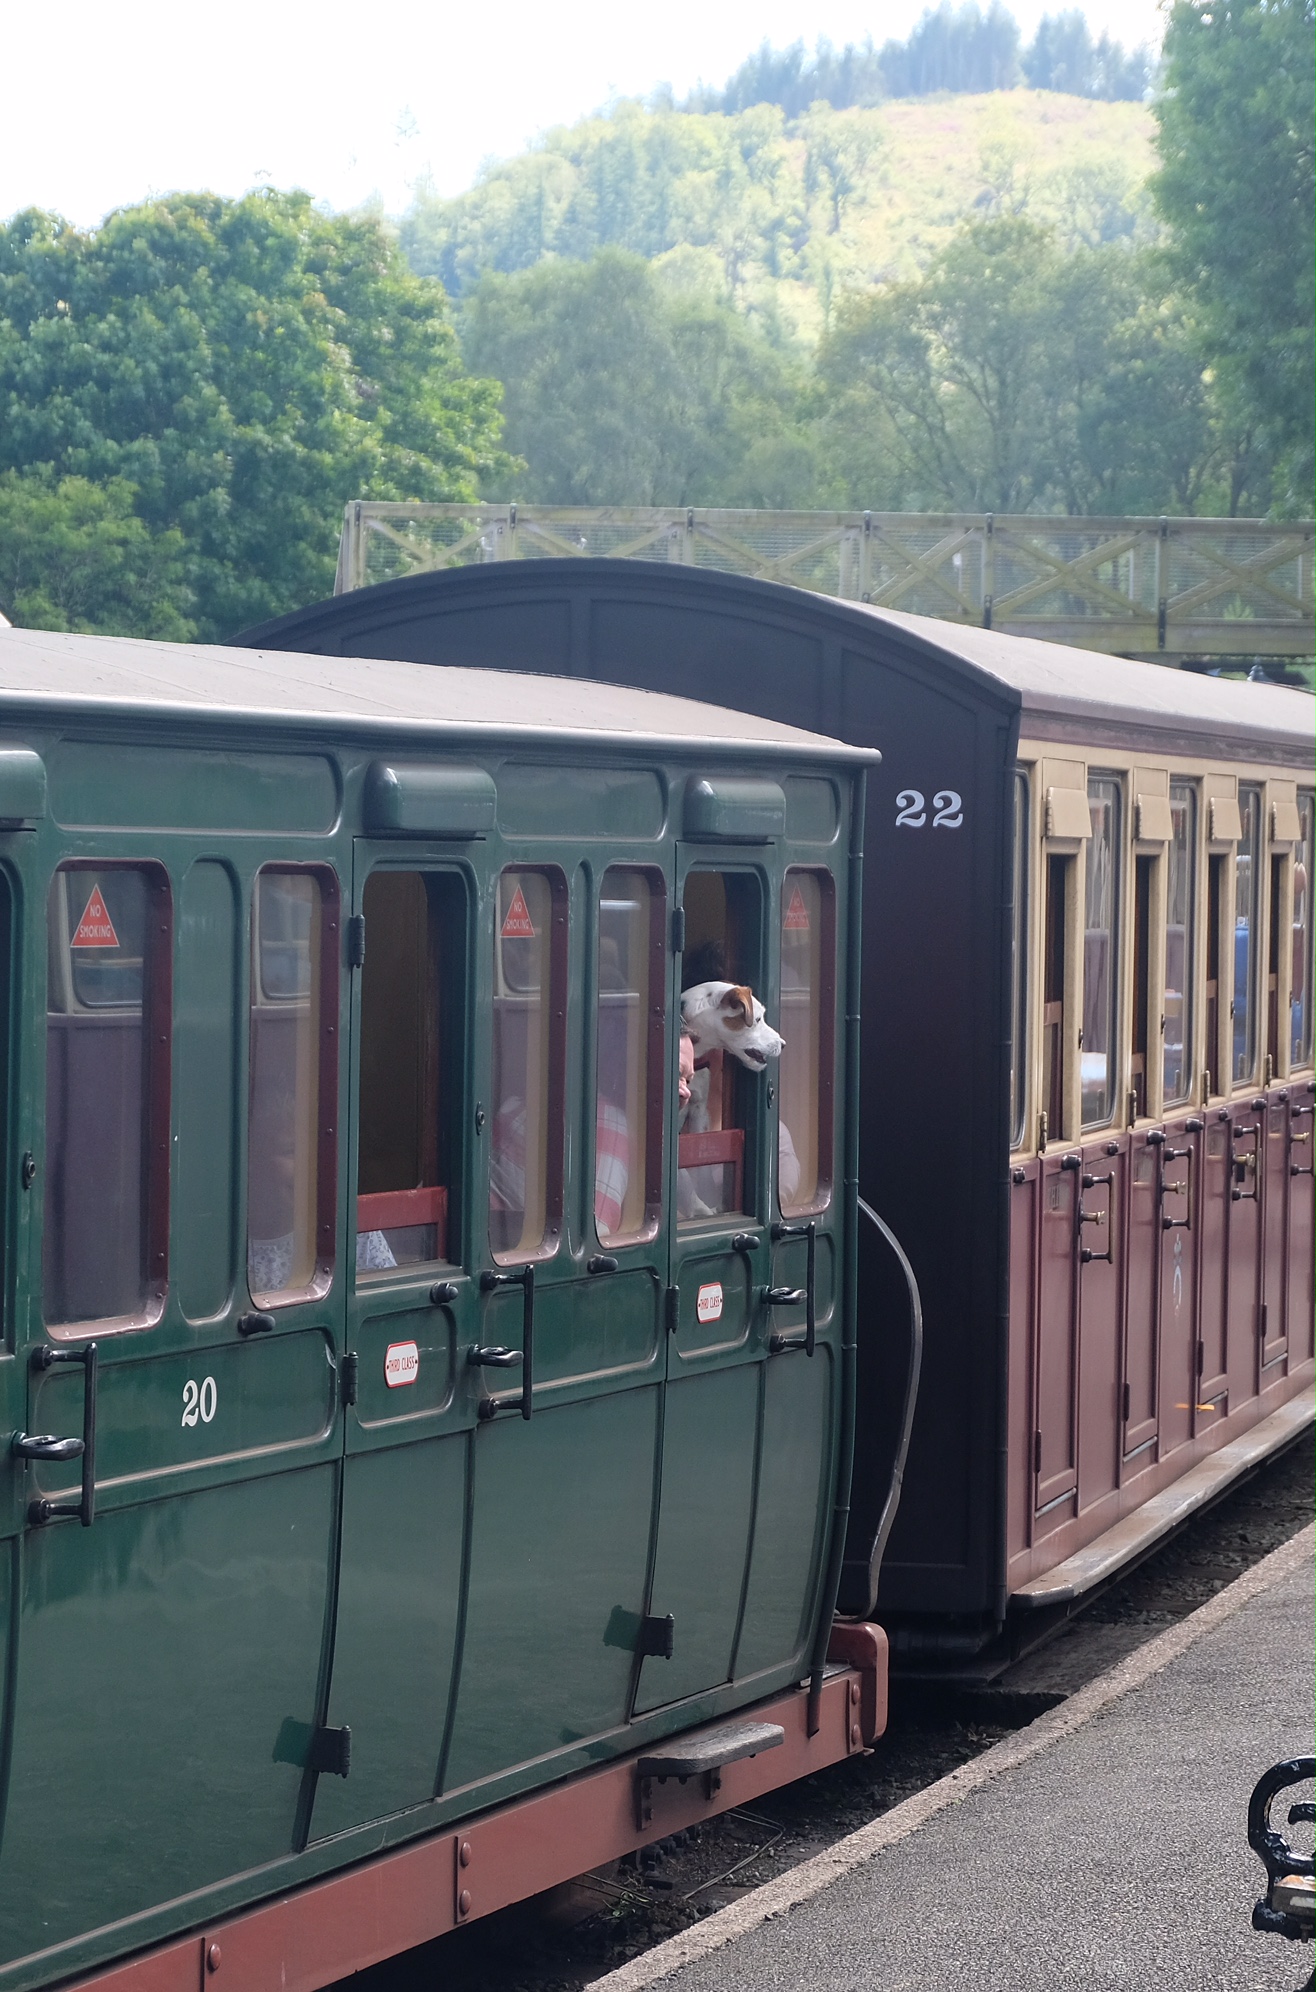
top-left (72, 884), bottom-right (120, 949)
top-left (500, 884), bottom-right (536, 939)
top-left (783, 886), bottom-right (810, 932)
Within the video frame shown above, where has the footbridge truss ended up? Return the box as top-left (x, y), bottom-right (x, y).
top-left (335, 504), bottom-right (1314, 665)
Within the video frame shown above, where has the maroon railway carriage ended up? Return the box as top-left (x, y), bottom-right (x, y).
top-left (241, 564), bottom-right (1315, 1671)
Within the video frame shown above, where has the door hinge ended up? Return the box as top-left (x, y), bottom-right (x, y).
top-left (670, 905), bottom-right (686, 955)
top-left (308, 1724), bottom-right (352, 1778)
top-left (637, 1613), bottom-right (675, 1660)
top-left (665, 1284), bottom-right (680, 1335)
top-left (1033, 1429), bottom-right (1042, 1475)
top-left (339, 1351), bottom-right (359, 1406)
top-left (347, 914), bottom-right (366, 968)
top-left (1122, 1381), bottom-right (1131, 1421)
top-left (1195, 1339), bottom-right (1205, 1378)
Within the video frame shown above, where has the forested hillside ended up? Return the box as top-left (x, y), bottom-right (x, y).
top-left (0, 0), bottom-right (1310, 639)
top-left (403, 92), bottom-right (1156, 340)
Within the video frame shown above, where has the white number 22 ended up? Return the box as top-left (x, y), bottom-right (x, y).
top-left (181, 1376), bottom-right (217, 1428)
top-left (895, 788), bottom-right (963, 830)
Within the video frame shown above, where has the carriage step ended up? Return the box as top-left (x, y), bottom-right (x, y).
top-left (637, 1720), bottom-right (784, 1781)
top-left (634, 1720), bottom-right (783, 1826)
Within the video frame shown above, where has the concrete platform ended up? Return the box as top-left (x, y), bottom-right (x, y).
top-left (596, 1526), bottom-right (1315, 1992)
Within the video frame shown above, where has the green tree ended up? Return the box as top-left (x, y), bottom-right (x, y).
top-left (0, 471), bottom-right (194, 636)
top-left (460, 250), bottom-right (813, 506)
top-left (1152, 0), bottom-right (1315, 508)
top-left (815, 216), bottom-right (1243, 514)
top-left (0, 192), bottom-right (511, 637)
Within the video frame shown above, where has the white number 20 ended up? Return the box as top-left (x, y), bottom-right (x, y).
top-left (895, 788), bottom-right (964, 830)
top-left (181, 1376), bottom-right (217, 1428)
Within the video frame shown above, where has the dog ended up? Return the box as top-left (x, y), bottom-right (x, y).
top-left (680, 982), bottom-right (784, 1069)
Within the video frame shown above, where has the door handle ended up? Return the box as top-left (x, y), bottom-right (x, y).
top-left (468, 1345), bottom-right (523, 1368)
top-left (25, 1343), bottom-right (97, 1527)
top-left (587, 1254), bottom-right (619, 1275)
top-left (1161, 1143), bottom-right (1194, 1230)
top-left (477, 1267), bottom-right (534, 1420)
top-left (12, 1433), bottom-right (84, 1462)
top-left (768, 1220), bottom-right (816, 1356)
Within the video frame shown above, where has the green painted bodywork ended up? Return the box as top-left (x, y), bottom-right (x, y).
top-left (0, 711), bottom-right (866, 1990)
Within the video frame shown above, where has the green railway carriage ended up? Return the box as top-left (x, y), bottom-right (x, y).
top-left (0, 628), bottom-right (884, 1992)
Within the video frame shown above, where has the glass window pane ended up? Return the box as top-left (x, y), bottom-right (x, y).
top-left (1293, 793), bottom-right (1313, 1069)
top-left (1234, 786), bottom-right (1261, 1084)
top-left (490, 869), bottom-right (562, 1261)
top-left (596, 869), bottom-right (663, 1245)
top-left (1082, 778), bottom-right (1120, 1128)
top-left (45, 866), bottom-right (170, 1327)
top-left (1010, 773), bottom-right (1029, 1147)
top-left (778, 870), bottom-right (834, 1215)
top-left (1163, 785), bottom-right (1196, 1106)
top-left (248, 869), bottom-right (334, 1303)
top-left (357, 871), bottom-right (459, 1276)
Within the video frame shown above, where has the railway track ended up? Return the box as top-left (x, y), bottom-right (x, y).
top-left (338, 1421), bottom-right (1314, 1992)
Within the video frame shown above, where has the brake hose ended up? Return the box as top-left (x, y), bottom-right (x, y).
top-left (855, 1196), bottom-right (924, 1615)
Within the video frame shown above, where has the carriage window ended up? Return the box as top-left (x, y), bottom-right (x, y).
top-left (1163, 784), bottom-right (1196, 1106)
top-left (1009, 773), bottom-right (1029, 1149)
top-left (679, 869), bottom-right (763, 1224)
top-left (1130, 855), bottom-right (1153, 1121)
top-left (1233, 786), bottom-right (1261, 1084)
top-left (1205, 854), bottom-right (1224, 1096)
top-left (248, 868), bottom-right (337, 1304)
top-left (1082, 777), bottom-right (1120, 1128)
top-left (1042, 853), bottom-right (1069, 1143)
top-left (778, 870), bottom-right (835, 1215)
top-left (490, 868), bottom-right (565, 1262)
top-left (45, 864), bottom-right (172, 1329)
top-left (595, 869), bottom-right (664, 1246)
top-left (1294, 792), bottom-right (1314, 1069)
top-left (356, 871), bottom-right (463, 1276)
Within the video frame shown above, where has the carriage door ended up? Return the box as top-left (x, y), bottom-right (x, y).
top-left (310, 851), bottom-right (476, 1839)
top-left (637, 836), bottom-right (838, 1714)
top-left (444, 858), bottom-right (668, 1790)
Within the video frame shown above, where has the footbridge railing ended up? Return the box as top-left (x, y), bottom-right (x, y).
top-left (336, 504), bottom-right (1314, 663)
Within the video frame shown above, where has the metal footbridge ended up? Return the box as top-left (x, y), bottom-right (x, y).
top-left (335, 504), bottom-right (1314, 666)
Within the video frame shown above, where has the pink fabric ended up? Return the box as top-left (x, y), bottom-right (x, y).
top-left (593, 1099), bottom-right (631, 1238)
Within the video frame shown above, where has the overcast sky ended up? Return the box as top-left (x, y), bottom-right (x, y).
top-left (2, 0), bottom-right (1165, 228)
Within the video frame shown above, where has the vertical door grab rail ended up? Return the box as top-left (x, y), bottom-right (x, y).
top-left (475, 1267), bottom-right (535, 1420)
top-left (1161, 1117), bottom-right (1202, 1231)
top-left (1078, 1165), bottom-right (1115, 1265)
top-left (850, 1199), bottom-right (924, 1613)
top-left (1291, 1103), bottom-right (1314, 1178)
top-left (767, 1219), bottom-right (816, 1355)
top-left (18, 1342), bottom-right (98, 1526)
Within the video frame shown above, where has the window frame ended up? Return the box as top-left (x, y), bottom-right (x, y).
top-left (777, 865), bottom-right (836, 1219)
top-left (44, 858), bottom-right (173, 1337)
top-left (1233, 783), bottom-right (1263, 1089)
top-left (1294, 790), bottom-right (1314, 1071)
top-left (1081, 773), bottom-right (1122, 1133)
top-left (1162, 781), bottom-right (1196, 1113)
top-left (354, 865), bottom-right (468, 1280)
top-left (246, 862), bottom-right (340, 1310)
top-left (1009, 771), bottom-right (1030, 1151)
top-left (490, 864), bottom-right (568, 1267)
top-left (593, 864), bottom-right (666, 1250)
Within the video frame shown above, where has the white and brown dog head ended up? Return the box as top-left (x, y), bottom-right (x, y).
top-left (681, 982), bottom-right (784, 1070)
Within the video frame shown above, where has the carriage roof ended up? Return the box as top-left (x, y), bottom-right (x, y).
top-left (0, 627), bottom-right (873, 764)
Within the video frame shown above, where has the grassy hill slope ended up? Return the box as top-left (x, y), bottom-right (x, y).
top-left (402, 91), bottom-right (1157, 342)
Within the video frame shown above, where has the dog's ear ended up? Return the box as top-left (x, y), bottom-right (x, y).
top-left (719, 985), bottom-right (755, 1029)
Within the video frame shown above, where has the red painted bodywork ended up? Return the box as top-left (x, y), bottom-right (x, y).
top-left (1007, 1078), bottom-right (1315, 1591)
top-left (62, 1638), bottom-right (886, 1992)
